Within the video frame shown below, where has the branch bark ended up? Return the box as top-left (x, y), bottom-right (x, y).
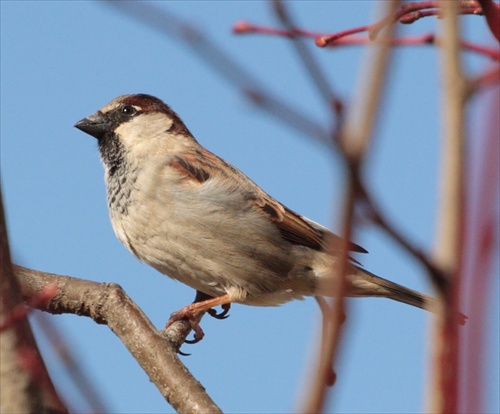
top-left (13, 265), bottom-right (222, 414)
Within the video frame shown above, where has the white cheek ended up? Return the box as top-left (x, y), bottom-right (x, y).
top-left (114, 112), bottom-right (173, 156)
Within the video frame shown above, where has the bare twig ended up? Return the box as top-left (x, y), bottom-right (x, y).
top-left (477, 0), bottom-right (500, 42)
top-left (235, 22), bottom-right (500, 61)
top-left (338, 9), bottom-right (399, 159)
top-left (233, 20), bottom-right (323, 39)
top-left (458, 40), bottom-right (500, 61)
top-left (467, 65), bottom-right (500, 95)
top-left (33, 312), bottom-right (110, 413)
top-left (322, 36), bottom-right (500, 61)
top-left (460, 86), bottom-right (500, 414)
top-left (299, 1), bottom-right (401, 412)
top-left (317, 0), bottom-right (483, 46)
top-left (427, 1), bottom-right (467, 412)
top-left (103, 1), bottom-right (332, 147)
top-left (0, 188), bottom-right (68, 414)
top-left (272, 0), bottom-right (343, 123)
top-left (14, 265), bottom-right (222, 414)
top-left (357, 182), bottom-right (448, 288)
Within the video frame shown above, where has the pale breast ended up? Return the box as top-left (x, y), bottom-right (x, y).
top-left (107, 160), bottom-right (314, 305)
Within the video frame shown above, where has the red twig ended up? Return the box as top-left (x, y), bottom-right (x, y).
top-left (398, 6), bottom-right (483, 23)
top-left (318, 0), bottom-right (483, 45)
top-left (0, 284), bottom-right (58, 331)
top-left (271, 0), bottom-right (343, 130)
top-left (33, 312), bottom-right (110, 413)
top-left (233, 20), bottom-right (322, 39)
top-left (398, 1), bottom-right (484, 21)
top-left (104, 1), bottom-right (332, 146)
top-left (316, 25), bottom-right (368, 46)
top-left (328, 34), bottom-right (438, 47)
top-left (477, 0), bottom-right (500, 42)
top-left (15, 346), bottom-right (64, 412)
top-left (460, 86), bottom-right (500, 414)
top-left (459, 39), bottom-right (500, 61)
top-left (234, 22), bottom-right (499, 61)
top-left (321, 34), bottom-right (500, 61)
top-left (468, 65), bottom-right (500, 93)
top-left (430, 3), bottom-right (466, 411)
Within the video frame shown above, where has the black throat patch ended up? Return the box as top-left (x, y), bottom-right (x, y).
top-left (98, 132), bottom-right (126, 178)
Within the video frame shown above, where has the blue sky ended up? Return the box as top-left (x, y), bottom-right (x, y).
top-left (1, 1), bottom-right (498, 413)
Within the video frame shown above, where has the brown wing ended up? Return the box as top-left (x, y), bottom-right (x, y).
top-left (170, 146), bottom-right (367, 255)
top-left (255, 195), bottom-right (367, 254)
top-left (170, 156), bottom-right (211, 184)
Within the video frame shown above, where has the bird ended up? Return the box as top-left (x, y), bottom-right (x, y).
top-left (75, 93), bottom-right (436, 342)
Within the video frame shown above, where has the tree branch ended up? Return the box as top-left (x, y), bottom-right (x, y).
top-left (13, 265), bottom-right (222, 414)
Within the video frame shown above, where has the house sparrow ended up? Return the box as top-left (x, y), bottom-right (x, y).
top-left (75, 94), bottom-right (434, 341)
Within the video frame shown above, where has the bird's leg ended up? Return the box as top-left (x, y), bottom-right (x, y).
top-left (193, 290), bottom-right (232, 320)
top-left (165, 293), bottom-right (233, 344)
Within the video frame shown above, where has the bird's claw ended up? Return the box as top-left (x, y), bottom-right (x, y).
top-left (207, 303), bottom-right (231, 320)
top-left (184, 336), bottom-right (202, 345)
top-left (165, 293), bottom-right (232, 352)
top-left (165, 308), bottom-right (206, 345)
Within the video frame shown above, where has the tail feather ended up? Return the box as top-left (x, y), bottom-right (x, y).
top-left (347, 267), bottom-right (467, 324)
top-left (348, 268), bottom-right (432, 310)
top-left (314, 263), bottom-right (467, 324)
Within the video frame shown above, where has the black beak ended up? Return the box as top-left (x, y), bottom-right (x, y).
top-left (74, 112), bottom-right (112, 140)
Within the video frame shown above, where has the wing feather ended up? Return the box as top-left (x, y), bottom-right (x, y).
top-left (170, 146), bottom-right (367, 255)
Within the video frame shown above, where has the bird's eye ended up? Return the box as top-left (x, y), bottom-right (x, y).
top-left (121, 105), bottom-right (137, 116)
